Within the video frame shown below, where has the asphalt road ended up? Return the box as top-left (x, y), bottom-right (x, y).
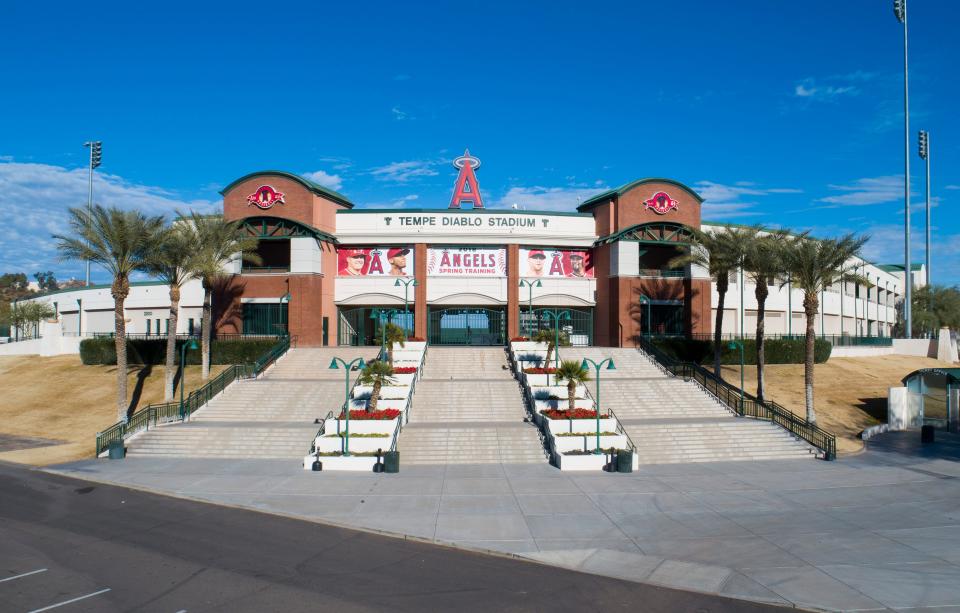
top-left (0, 462), bottom-right (787, 612)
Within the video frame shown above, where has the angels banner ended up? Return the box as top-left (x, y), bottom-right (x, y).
top-left (519, 248), bottom-right (593, 278)
top-left (337, 246), bottom-right (415, 277)
top-left (427, 247), bottom-right (506, 276)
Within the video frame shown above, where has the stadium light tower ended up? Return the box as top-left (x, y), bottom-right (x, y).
top-left (83, 140), bottom-right (102, 286)
top-left (918, 130), bottom-right (930, 296)
top-left (894, 0), bottom-right (912, 338)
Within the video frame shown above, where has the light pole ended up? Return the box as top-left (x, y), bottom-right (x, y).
top-left (371, 308), bottom-right (401, 360)
top-left (540, 309), bottom-right (570, 369)
top-left (179, 338), bottom-right (200, 419)
top-left (394, 278), bottom-right (418, 338)
top-left (728, 340), bottom-right (744, 411)
top-left (279, 292), bottom-right (291, 337)
top-left (919, 129), bottom-right (931, 320)
top-left (638, 294), bottom-right (651, 338)
top-left (519, 279), bottom-right (542, 337)
top-left (82, 141), bottom-right (102, 287)
top-left (328, 356), bottom-right (366, 456)
top-left (894, 0), bottom-right (912, 338)
top-left (581, 357), bottom-right (616, 454)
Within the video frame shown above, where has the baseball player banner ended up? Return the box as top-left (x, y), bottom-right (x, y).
top-left (337, 246), bottom-right (415, 277)
top-left (520, 248), bottom-right (593, 278)
top-left (427, 247), bottom-right (506, 276)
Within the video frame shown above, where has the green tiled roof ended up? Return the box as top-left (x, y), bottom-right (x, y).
top-left (577, 178), bottom-right (703, 212)
top-left (877, 263), bottom-right (924, 272)
top-left (220, 171), bottom-right (354, 208)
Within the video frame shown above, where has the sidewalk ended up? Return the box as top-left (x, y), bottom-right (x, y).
top-left (49, 432), bottom-right (960, 612)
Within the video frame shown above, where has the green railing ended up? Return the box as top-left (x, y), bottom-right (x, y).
top-left (649, 332), bottom-right (893, 347)
top-left (638, 337), bottom-right (837, 460)
top-left (95, 336), bottom-right (291, 456)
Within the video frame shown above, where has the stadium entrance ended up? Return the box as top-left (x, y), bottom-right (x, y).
top-left (427, 307), bottom-right (506, 346)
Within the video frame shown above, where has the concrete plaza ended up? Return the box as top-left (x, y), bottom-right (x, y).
top-left (50, 432), bottom-right (960, 612)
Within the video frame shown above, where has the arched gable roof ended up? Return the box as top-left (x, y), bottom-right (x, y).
top-left (220, 171), bottom-right (354, 208)
top-left (577, 178), bottom-right (703, 212)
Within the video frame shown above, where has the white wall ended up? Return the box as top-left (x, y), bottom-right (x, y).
top-left (290, 237), bottom-right (321, 274)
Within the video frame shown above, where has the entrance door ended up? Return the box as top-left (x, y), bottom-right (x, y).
top-left (428, 307), bottom-right (505, 346)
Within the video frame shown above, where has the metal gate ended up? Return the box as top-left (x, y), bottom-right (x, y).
top-left (518, 307), bottom-right (594, 346)
top-left (428, 307), bottom-right (505, 346)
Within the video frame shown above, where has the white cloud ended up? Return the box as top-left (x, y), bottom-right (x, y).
top-left (794, 77), bottom-right (859, 101)
top-left (391, 107), bottom-right (410, 121)
top-left (0, 161), bottom-right (218, 279)
top-left (369, 160), bottom-right (438, 183)
top-left (493, 185), bottom-right (610, 212)
top-left (694, 180), bottom-right (802, 219)
top-left (302, 169), bottom-right (343, 191)
top-left (946, 185), bottom-right (960, 191)
top-left (0, 155), bottom-right (13, 162)
top-left (818, 176), bottom-right (903, 206)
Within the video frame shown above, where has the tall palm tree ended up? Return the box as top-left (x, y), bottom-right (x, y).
top-left (181, 212), bottom-right (260, 380)
top-left (54, 205), bottom-right (165, 422)
top-left (742, 229), bottom-right (794, 402)
top-left (555, 360), bottom-right (591, 412)
top-left (358, 361), bottom-right (396, 412)
top-left (781, 233), bottom-right (868, 423)
top-left (670, 225), bottom-right (760, 377)
top-left (145, 225), bottom-right (197, 401)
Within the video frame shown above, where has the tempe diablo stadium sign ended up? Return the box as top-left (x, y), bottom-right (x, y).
top-left (427, 247), bottom-right (506, 276)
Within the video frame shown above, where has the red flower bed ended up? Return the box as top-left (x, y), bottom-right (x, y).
top-left (339, 409), bottom-right (401, 420)
top-left (511, 336), bottom-right (530, 342)
top-left (540, 408), bottom-right (609, 420)
top-left (523, 367), bottom-right (557, 374)
top-left (393, 367), bottom-right (418, 374)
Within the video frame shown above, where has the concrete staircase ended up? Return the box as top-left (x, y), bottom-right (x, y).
top-left (398, 347), bottom-right (546, 464)
top-left (126, 347), bottom-right (378, 459)
top-left (561, 347), bottom-right (817, 464)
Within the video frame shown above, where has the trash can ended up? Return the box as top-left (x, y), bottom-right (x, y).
top-left (616, 449), bottom-right (633, 473)
top-left (921, 425), bottom-right (935, 444)
top-left (383, 451), bottom-right (400, 473)
top-left (108, 440), bottom-right (125, 460)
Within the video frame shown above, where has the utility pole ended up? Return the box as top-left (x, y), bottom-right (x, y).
top-left (919, 129), bottom-right (931, 324)
top-left (82, 141), bottom-right (102, 286)
top-left (894, 0), bottom-right (912, 338)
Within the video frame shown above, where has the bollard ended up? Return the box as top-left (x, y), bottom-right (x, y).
top-left (311, 458), bottom-right (323, 471)
top-left (373, 448), bottom-right (384, 473)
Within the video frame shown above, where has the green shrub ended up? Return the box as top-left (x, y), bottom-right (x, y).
top-left (651, 337), bottom-right (832, 365)
top-left (80, 337), bottom-right (280, 366)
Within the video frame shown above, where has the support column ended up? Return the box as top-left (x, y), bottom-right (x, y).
top-left (414, 243), bottom-right (427, 339)
top-left (507, 244), bottom-right (520, 339)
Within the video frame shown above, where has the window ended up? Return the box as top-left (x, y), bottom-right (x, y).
top-left (242, 303), bottom-right (288, 335)
top-left (243, 239), bottom-right (291, 272)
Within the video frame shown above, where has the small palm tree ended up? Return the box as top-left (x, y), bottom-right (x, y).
top-left (781, 233), bottom-right (868, 423)
top-left (54, 205), bottom-right (165, 422)
top-left (532, 328), bottom-right (570, 366)
top-left (670, 226), bottom-right (760, 377)
top-left (181, 212), bottom-right (260, 380)
top-left (145, 225), bottom-right (197, 401)
top-left (742, 230), bottom-right (794, 402)
top-left (359, 360), bottom-right (396, 412)
top-left (554, 360), bottom-right (591, 412)
top-left (378, 322), bottom-right (406, 365)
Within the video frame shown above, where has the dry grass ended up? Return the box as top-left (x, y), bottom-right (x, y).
top-left (0, 355), bottom-right (227, 466)
top-left (720, 355), bottom-right (955, 455)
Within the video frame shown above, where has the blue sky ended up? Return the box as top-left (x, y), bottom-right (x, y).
top-left (1, 0), bottom-right (957, 285)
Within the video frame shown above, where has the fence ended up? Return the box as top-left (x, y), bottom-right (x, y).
top-left (650, 332), bottom-right (893, 347)
top-left (638, 337), bottom-right (836, 460)
top-left (95, 335), bottom-right (291, 456)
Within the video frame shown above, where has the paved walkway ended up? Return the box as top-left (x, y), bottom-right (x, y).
top-left (50, 431), bottom-right (960, 612)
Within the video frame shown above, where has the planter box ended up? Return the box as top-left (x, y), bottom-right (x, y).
top-left (551, 434), bottom-right (628, 453)
top-left (514, 350), bottom-right (549, 369)
top-left (523, 372), bottom-right (559, 387)
top-left (556, 452), bottom-right (613, 471)
top-left (348, 397), bottom-right (407, 411)
top-left (326, 417), bottom-right (399, 435)
top-left (388, 373), bottom-right (417, 386)
top-left (303, 454), bottom-right (380, 472)
top-left (391, 349), bottom-right (424, 362)
top-left (314, 434), bottom-right (392, 454)
top-left (393, 341), bottom-right (426, 352)
top-left (511, 342), bottom-right (548, 353)
top-left (534, 398), bottom-right (594, 411)
top-left (545, 417), bottom-right (618, 435)
top-left (530, 385), bottom-right (587, 399)
top-left (354, 385), bottom-right (410, 399)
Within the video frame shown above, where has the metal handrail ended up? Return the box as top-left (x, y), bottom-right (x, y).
top-left (603, 405), bottom-right (637, 452)
top-left (309, 410), bottom-right (335, 455)
top-left (390, 346), bottom-right (426, 452)
top-left (637, 337), bottom-right (836, 460)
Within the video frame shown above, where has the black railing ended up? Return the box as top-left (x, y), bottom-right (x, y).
top-left (638, 337), bottom-right (836, 460)
top-left (647, 332), bottom-right (892, 347)
top-left (91, 332), bottom-right (282, 341)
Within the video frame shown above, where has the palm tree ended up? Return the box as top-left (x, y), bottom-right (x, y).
top-left (670, 225), bottom-right (760, 377)
top-left (742, 230), bottom-right (794, 402)
top-left (555, 360), bottom-right (591, 412)
top-left (54, 205), bottom-right (165, 422)
top-left (532, 328), bottom-right (569, 367)
top-left (781, 233), bottom-right (868, 423)
top-left (359, 360), bottom-right (396, 412)
top-left (378, 322), bottom-right (406, 365)
top-left (145, 225), bottom-right (196, 401)
top-left (181, 212), bottom-right (260, 380)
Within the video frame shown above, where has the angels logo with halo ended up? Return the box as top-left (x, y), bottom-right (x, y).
top-left (644, 191), bottom-right (679, 215)
top-left (247, 185), bottom-right (286, 210)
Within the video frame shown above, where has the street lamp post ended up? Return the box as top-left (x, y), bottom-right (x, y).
top-left (919, 129), bottom-right (931, 318)
top-left (394, 278), bottom-right (418, 338)
top-left (581, 357), bottom-right (616, 454)
top-left (638, 294), bottom-right (651, 338)
top-left (328, 356), bottom-right (366, 456)
top-left (894, 0), bottom-right (912, 338)
top-left (179, 338), bottom-right (200, 420)
top-left (540, 309), bottom-right (570, 370)
top-left (728, 341), bottom-right (744, 412)
top-left (370, 308), bottom-right (401, 361)
top-left (519, 279), bottom-right (542, 337)
top-left (279, 292), bottom-right (291, 337)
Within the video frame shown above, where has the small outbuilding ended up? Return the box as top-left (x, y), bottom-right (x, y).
top-left (902, 368), bottom-right (960, 431)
